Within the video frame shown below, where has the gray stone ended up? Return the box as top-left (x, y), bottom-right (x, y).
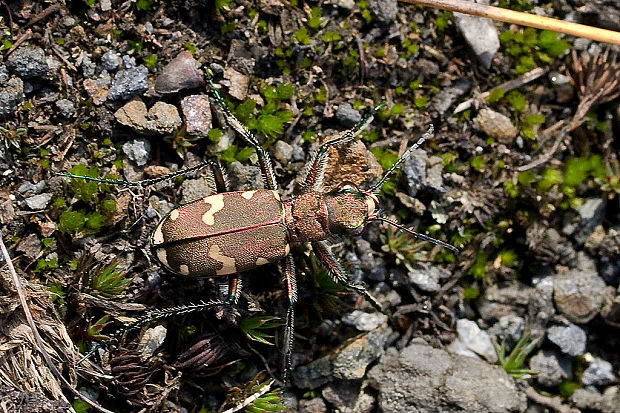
top-left (0, 77), bottom-right (24, 117)
top-left (137, 325), bottom-right (167, 361)
top-left (529, 349), bottom-right (572, 387)
top-left (552, 257), bottom-right (608, 323)
top-left (298, 397), bottom-right (327, 413)
top-left (408, 262), bottom-right (450, 293)
top-left (107, 65), bottom-right (148, 101)
top-left (155, 51), bottom-right (204, 94)
top-left (55, 99), bottom-right (75, 118)
top-left (574, 197), bottom-right (605, 245)
top-left (582, 357), bottom-right (616, 387)
top-left (547, 323), bottom-right (587, 356)
top-left (478, 281), bottom-right (532, 322)
top-left (402, 149), bottom-right (427, 198)
top-left (0, 65), bottom-right (8, 82)
top-left (601, 386), bottom-right (620, 413)
top-left (273, 140), bottom-right (294, 165)
top-left (292, 325), bottom-right (392, 389)
top-left (342, 310), bottom-right (388, 331)
top-left (474, 108), bottom-right (518, 143)
top-left (122, 139), bottom-right (151, 166)
top-left (335, 103), bottom-right (362, 128)
top-left (451, 318), bottom-right (497, 362)
top-left (101, 50), bottom-right (122, 72)
top-left (322, 381), bottom-right (374, 413)
top-left (181, 177), bottom-right (213, 204)
top-left (488, 314), bottom-right (525, 350)
top-left (147, 102), bottom-right (182, 134)
top-left (368, 0), bottom-right (397, 24)
top-left (6, 46), bottom-right (49, 79)
top-left (454, 12), bottom-right (500, 69)
top-left (528, 275), bottom-right (556, 343)
top-left (368, 343), bottom-right (526, 413)
top-left (223, 67), bottom-right (249, 100)
top-left (115, 99), bottom-right (149, 133)
top-left (227, 162), bottom-right (264, 191)
top-left (549, 71), bottom-right (574, 103)
top-left (24, 193), bottom-right (52, 210)
top-left (181, 95), bottom-right (212, 138)
top-left (429, 78), bottom-right (472, 117)
top-left (571, 388), bottom-right (603, 412)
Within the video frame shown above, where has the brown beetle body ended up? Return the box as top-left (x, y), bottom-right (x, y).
top-left (151, 186), bottom-right (378, 277)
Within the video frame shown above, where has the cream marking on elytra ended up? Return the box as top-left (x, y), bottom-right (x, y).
top-left (209, 244), bottom-right (237, 275)
top-left (284, 244), bottom-right (290, 255)
top-left (256, 257), bottom-right (269, 266)
top-left (170, 209), bottom-right (180, 221)
top-left (272, 191), bottom-right (281, 201)
top-left (179, 264), bottom-right (190, 275)
top-left (153, 224), bottom-right (164, 245)
top-left (241, 190), bottom-right (257, 199)
top-left (202, 194), bottom-right (225, 225)
top-left (365, 198), bottom-right (376, 217)
top-left (156, 248), bottom-right (169, 267)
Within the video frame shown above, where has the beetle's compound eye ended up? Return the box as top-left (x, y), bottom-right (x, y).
top-left (339, 182), bottom-right (359, 192)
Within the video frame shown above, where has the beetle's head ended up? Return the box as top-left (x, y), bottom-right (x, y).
top-left (324, 182), bottom-right (379, 236)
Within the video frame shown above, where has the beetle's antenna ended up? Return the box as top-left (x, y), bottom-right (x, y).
top-left (76, 300), bottom-right (228, 366)
top-left (369, 215), bottom-right (458, 252)
top-left (367, 125), bottom-right (434, 193)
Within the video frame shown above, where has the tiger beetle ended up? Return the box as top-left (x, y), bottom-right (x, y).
top-left (56, 69), bottom-right (458, 383)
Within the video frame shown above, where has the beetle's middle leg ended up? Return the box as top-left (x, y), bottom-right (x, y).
top-left (311, 240), bottom-right (383, 313)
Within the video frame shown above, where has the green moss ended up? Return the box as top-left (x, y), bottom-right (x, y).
top-left (468, 252), bottom-right (488, 280)
top-left (59, 210), bottom-right (86, 234)
top-left (486, 88), bottom-right (505, 104)
top-left (307, 7), bottom-right (322, 30)
top-left (470, 155), bottom-right (485, 172)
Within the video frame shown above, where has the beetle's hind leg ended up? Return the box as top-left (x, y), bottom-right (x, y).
top-left (311, 240), bottom-right (384, 313)
top-left (280, 254), bottom-right (297, 385)
top-left (205, 72), bottom-right (279, 191)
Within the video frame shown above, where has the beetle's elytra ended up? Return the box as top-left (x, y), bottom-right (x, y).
top-left (58, 68), bottom-right (457, 382)
top-left (152, 189), bottom-right (289, 276)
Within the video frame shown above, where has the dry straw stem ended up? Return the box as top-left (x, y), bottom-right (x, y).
top-left (400, 0), bottom-right (620, 46)
top-left (0, 232), bottom-right (114, 413)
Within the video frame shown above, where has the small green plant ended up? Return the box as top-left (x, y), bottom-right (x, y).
top-left (239, 315), bottom-right (280, 345)
top-left (135, 0), bottom-right (154, 11)
top-left (221, 373), bottom-right (285, 413)
top-left (494, 333), bottom-right (538, 380)
top-left (143, 53), bottom-right (158, 69)
top-left (214, 0), bottom-right (232, 13)
top-left (381, 226), bottom-right (430, 271)
top-left (307, 7), bottom-right (322, 30)
top-left (0, 122), bottom-right (28, 150)
top-left (85, 261), bottom-right (131, 299)
top-left (499, 28), bottom-right (569, 75)
top-left (435, 12), bottom-right (453, 35)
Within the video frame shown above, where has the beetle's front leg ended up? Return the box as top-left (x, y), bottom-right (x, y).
top-left (300, 104), bottom-right (383, 193)
top-left (280, 254), bottom-right (297, 384)
top-left (311, 240), bottom-right (383, 313)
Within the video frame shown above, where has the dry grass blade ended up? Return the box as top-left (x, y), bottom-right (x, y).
top-left (569, 48), bottom-right (620, 104)
top-left (0, 232), bottom-right (114, 413)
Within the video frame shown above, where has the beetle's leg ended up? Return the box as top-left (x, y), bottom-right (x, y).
top-left (205, 74), bottom-right (279, 191)
top-left (280, 254), bottom-right (297, 385)
top-left (224, 275), bottom-right (242, 304)
top-left (311, 240), bottom-right (383, 313)
top-left (54, 160), bottom-right (226, 190)
top-left (300, 103), bottom-right (383, 193)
